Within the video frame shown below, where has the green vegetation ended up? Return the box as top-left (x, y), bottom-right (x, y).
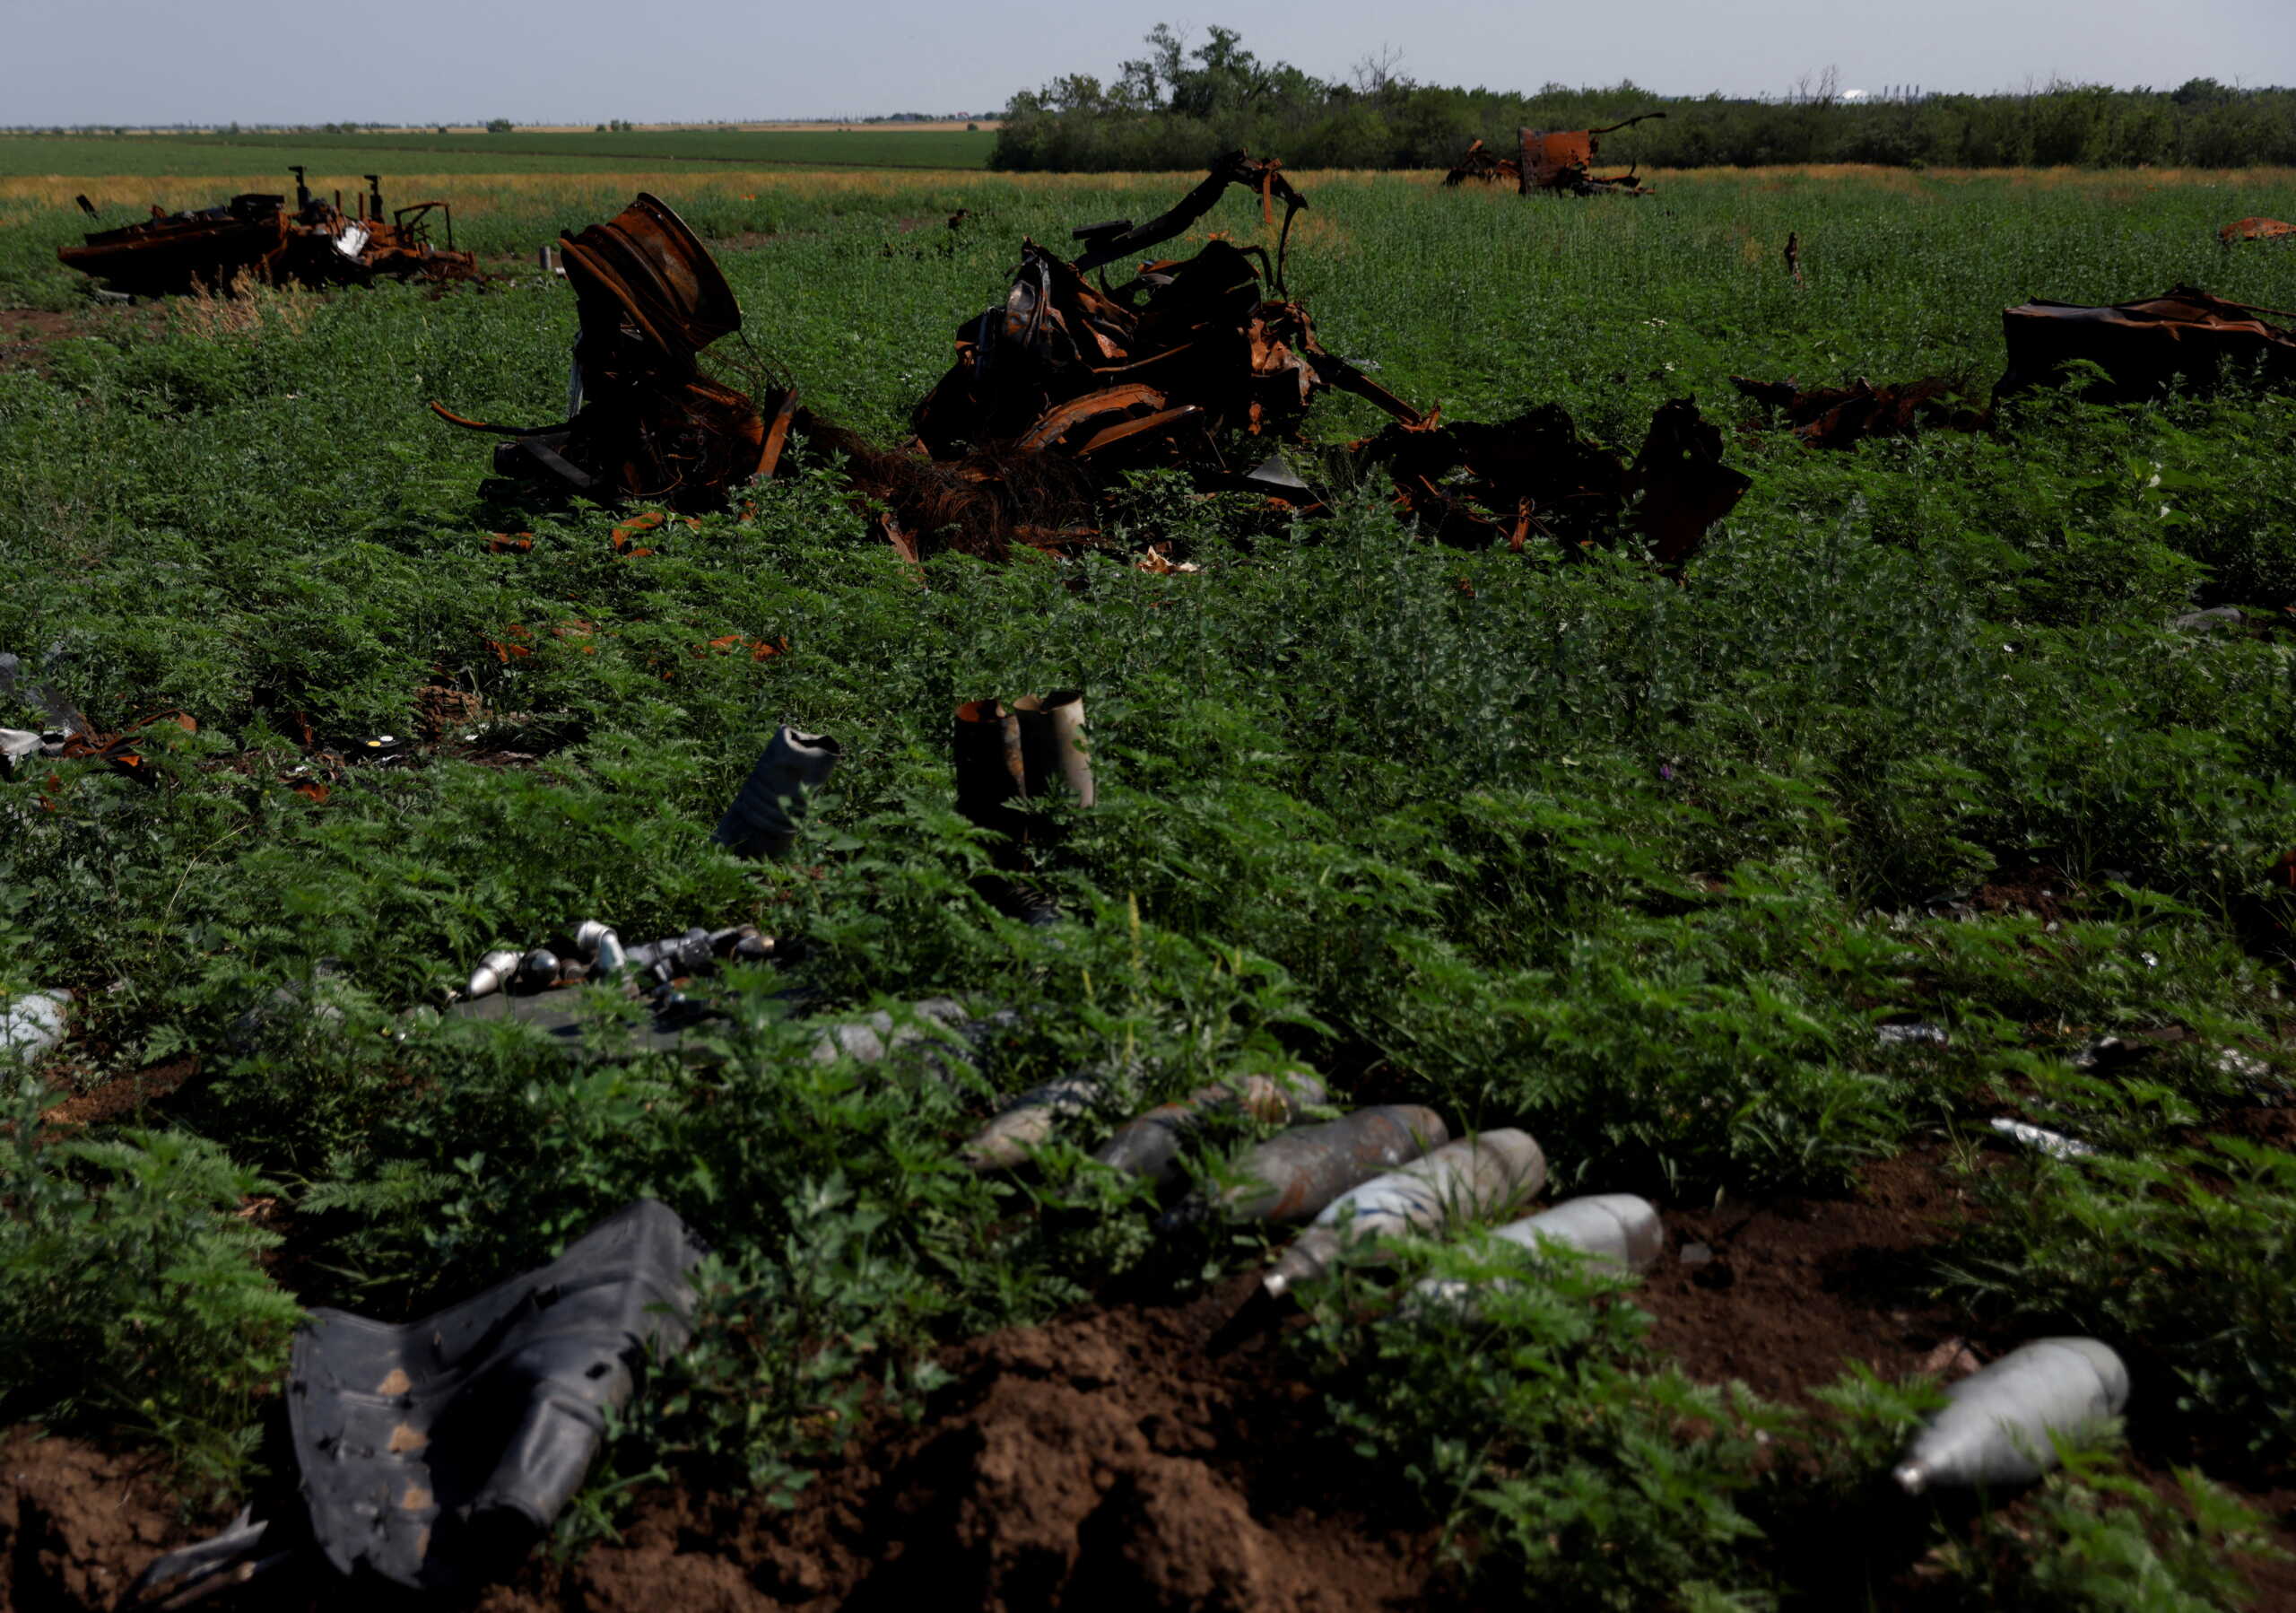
top-left (996, 24), bottom-right (2296, 171)
top-left (4, 164), bottom-right (2296, 1600)
top-left (0, 126), bottom-right (996, 179)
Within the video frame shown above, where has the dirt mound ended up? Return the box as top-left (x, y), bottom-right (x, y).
top-left (486, 1281), bottom-right (1435, 1613)
top-left (840, 1292), bottom-right (1424, 1611)
top-left (0, 1433), bottom-right (192, 1611)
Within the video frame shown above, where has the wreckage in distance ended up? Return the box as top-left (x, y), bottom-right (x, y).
top-left (58, 167), bottom-right (482, 297)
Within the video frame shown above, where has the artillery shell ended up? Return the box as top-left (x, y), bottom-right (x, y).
top-left (587, 924), bottom-right (628, 976)
top-left (962, 1074), bottom-right (1106, 1170)
top-left (1263, 1129), bottom-right (1546, 1297)
top-left (1893, 1338), bottom-right (2129, 1494)
top-left (466, 948), bottom-right (522, 999)
top-left (624, 927), bottom-right (714, 986)
top-left (713, 727), bottom-right (840, 860)
top-left (1093, 1068), bottom-right (1327, 1187)
top-left (517, 947), bottom-right (561, 990)
top-left (1209, 1104), bottom-right (1450, 1226)
top-left (1989, 1118), bottom-right (2096, 1160)
top-left (1409, 1194), bottom-right (1664, 1316)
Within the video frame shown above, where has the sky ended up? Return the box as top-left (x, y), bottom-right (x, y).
top-left (12, 0), bottom-right (2295, 126)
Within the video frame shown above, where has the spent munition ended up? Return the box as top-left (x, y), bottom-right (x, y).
top-left (1262, 1129), bottom-right (1547, 1297)
top-left (1894, 1337), bottom-right (2129, 1494)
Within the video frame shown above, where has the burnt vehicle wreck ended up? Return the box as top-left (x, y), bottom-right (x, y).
top-left (58, 168), bottom-right (481, 296)
top-left (432, 193), bottom-right (792, 510)
top-left (443, 158), bottom-right (1749, 567)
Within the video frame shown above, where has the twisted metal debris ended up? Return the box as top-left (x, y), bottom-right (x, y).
top-left (431, 194), bottom-right (790, 509)
top-left (1517, 113), bottom-right (1665, 196)
top-left (59, 169), bottom-right (480, 296)
top-left (1997, 284), bottom-right (2296, 400)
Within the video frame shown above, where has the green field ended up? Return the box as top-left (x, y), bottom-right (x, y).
top-left (5, 167), bottom-right (2296, 1608)
top-left (0, 126), bottom-right (996, 178)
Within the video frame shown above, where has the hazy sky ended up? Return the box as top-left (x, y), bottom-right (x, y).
top-left (13, 0), bottom-right (2295, 126)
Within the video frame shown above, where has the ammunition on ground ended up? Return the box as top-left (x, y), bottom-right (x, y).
top-left (712, 726), bottom-right (840, 859)
top-left (1, 987), bottom-right (70, 1062)
top-left (953, 692), bottom-right (1095, 848)
top-left (517, 947), bottom-right (563, 990)
top-left (1893, 1338), bottom-right (2129, 1495)
top-left (1178, 1105), bottom-right (1449, 1229)
top-left (709, 924), bottom-right (772, 963)
top-left (1262, 1129), bottom-right (1546, 1297)
top-left (1093, 1068), bottom-right (1328, 1186)
top-left (623, 927), bottom-right (715, 987)
top-left (1989, 1117), bottom-right (2096, 1160)
top-left (962, 1074), bottom-right (1107, 1170)
top-left (466, 948), bottom-right (522, 999)
top-left (1409, 1194), bottom-right (1665, 1315)
top-left (573, 919), bottom-right (623, 974)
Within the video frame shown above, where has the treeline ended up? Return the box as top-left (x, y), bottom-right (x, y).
top-left (993, 27), bottom-right (2296, 171)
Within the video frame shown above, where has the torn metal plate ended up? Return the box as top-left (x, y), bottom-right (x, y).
top-left (288, 1199), bottom-right (706, 1589)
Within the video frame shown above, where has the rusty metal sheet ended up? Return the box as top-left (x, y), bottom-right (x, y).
top-left (431, 194), bottom-right (781, 510)
top-left (1997, 284), bottom-right (2296, 400)
top-left (1731, 374), bottom-right (1987, 448)
top-left (1516, 113), bottom-right (1663, 196)
top-left (2222, 217), bottom-right (2296, 245)
top-left (1360, 397), bottom-right (1744, 570)
top-left (1628, 398), bottom-right (1752, 569)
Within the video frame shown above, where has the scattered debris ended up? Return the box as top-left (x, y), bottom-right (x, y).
top-left (0, 659), bottom-right (195, 787)
top-left (59, 169), bottom-right (480, 296)
top-left (432, 194), bottom-right (787, 510)
top-left (1363, 396), bottom-right (1751, 567)
top-left (1892, 1337), bottom-right (2128, 1494)
top-left (1517, 113), bottom-right (1665, 196)
top-left (713, 726), bottom-right (841, 859)
top-left (2221, 217), bottom-right (2296, 246)
top-left (1988, 1117), bottom-right (2097, 1161)
top-left (129, 1200), bottom-right (705, 1600)
top-left (1094, 1068), bottom-right (1328, 1187)
top-left (1440, 138), bottom-right (1520, 188)
top-left (1997, 284), bottom-right (2296, 400)
top-left (1171, 1104), bottom-right (1449, 1229)
top-left (1731, 373), bottom-right (1988, 448)
top-left (1875, 1021), bottom-right (1951, 1050)
top-left (1261, 1129), bottom-right (1546, 1297)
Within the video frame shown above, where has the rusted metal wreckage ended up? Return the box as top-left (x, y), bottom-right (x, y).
top-left (1997, 285), bottom-right (2296, 400)
top-left (432, 193), bottom-right (789, 510)
top-left (58, 169), bottom-right (481, 296)
top-left (1440, 139), bottom-right (1519, 188)
top-left (2221, 217), bottom-right (2296, 246)
top-left (1442, 115), bottom-right (1665, 196)
top-left (439, 159), bottom-right (1750, 563)
top-left (1730, 375), bottom-right (1988, 449)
